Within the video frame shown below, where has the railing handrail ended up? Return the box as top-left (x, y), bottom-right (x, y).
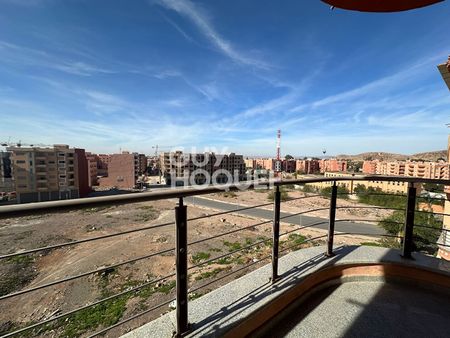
top-left (0, 174), bottom-right (448, 337)
top-left (274, 175), bottom-right (450, 186)
top-left (0, 181), bottom-right (269, 217)
top-left (1, 175), bottom-right (449, 217)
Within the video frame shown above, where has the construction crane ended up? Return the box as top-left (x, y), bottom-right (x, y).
top-left (151, 145), bottom-right (174, 157)
top-left (151, 145), bottom-right (174, 184)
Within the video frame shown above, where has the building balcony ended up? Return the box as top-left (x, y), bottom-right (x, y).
top-left (0, 175), bottom-right (449, 338)
top-left (125, 245), bottom-right (450, 338)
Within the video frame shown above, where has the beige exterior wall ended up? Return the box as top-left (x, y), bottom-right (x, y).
top-left (440, 135), bottom-right (450, 260)
top-left (319, 159), bottom-right (347, 173)
top-left (161, 151), bottom-right (246, 184)
top-left (363, 160), bottom-right (449, 179)
top-left (244, 159), bottom-right (256, 169)
top-left (7, 145), bottom-right (80, 203)
top-left (437, 62), bottom-right (450, 91)
top-left (254, 158), bottom-right (274, 171)
top-left (300, 172), bottom-right (410, 194)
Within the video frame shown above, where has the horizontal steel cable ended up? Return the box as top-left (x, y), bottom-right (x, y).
top-left (1, 272), bottom-right (176, 337)
top-left (0, 247), bottom-right (175, 301)
top-left (0, 221), bottom-right (174, 260)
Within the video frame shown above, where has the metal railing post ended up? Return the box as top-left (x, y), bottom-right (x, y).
top-left (326, 182), bottom-right (337, 257)
top-left (175, 197), bottom-right (189, 335)
top-left (272, 185), bottom-right (281, 283)
top-left (402, 182), bottom-right (416, 259)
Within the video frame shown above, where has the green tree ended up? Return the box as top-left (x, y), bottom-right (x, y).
top-left (379, 209), bottom-right (442, 254)
top-left (422, 183), bottom-right (444, 193)
top-left (320, 185), bottom-right (350, 199)
top-left (355, 186), bottom-right (406, 209)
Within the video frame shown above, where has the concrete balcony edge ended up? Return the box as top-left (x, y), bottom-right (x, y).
top-left (122, 245), bottom-right (450, 338)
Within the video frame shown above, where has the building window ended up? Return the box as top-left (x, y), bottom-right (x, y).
top-left (16, 160), bottom-right (25, 164)
top-left (18, 184), bottom-right (27, 188)
top-left (58, 160), bottom-right (65, 164)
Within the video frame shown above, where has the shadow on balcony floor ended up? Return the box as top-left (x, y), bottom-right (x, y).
top-left (260, 279), bottom-right (450, 338)
top-left (122, 245), bottom-right (450, 338)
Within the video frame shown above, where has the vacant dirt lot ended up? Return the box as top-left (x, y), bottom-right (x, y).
top-left (0, 192), bottom-right (381, 337)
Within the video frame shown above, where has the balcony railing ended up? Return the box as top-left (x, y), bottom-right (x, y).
top-left (0, 175), bottom-right (449, 337)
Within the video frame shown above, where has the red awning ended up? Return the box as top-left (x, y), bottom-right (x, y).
top-left (322, 0), bottom-right (444, 12)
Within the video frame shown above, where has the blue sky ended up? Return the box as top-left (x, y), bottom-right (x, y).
top-left (0, 0), bottom-right (449, 157)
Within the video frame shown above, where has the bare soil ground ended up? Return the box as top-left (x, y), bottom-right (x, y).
top-left (0, 192), bottom-right (382, 337)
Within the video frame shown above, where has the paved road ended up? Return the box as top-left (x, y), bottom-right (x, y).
top-left (186, 196), bottom-right (384, 237)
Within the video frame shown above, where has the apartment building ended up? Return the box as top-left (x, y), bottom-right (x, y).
top-left (98, 152), bottom-right (139, 189)
top-left (138, 154), bottom-right (147, 175)
top-left (97, 154), bottom-right (110, 177)
top-left (0, 151), bottom-right (13, 193)
top-left (363, 160), bottom-right (449, 179)
top-left (404, 161), bottom-right (449, 179)
top-left (376, 161), bottom-right (405, 176)
top-left (160, 151), bottom-right (246, 185)
top-left (75, 148), bottom-right (90, 198)
top-left (7, 145), bottom-right (88, 203)
top-left (244, 158), bottom-right (256, 169)
top-left (254, 158), bottom-right (275, 171)
top-left (447, 135), bottom-right (450, 195)
top-left (85, 153), bottom-right (99, 187)
top-left (296, 159), bottom-right (320, 174)
top-left (440, 135), bottom-right (450, 261)
top-left (247, 157), bottom-right (345, 175)
top-left (283, 159), bottom-right (296, 173)
top-left (362, 160), bottom-right (377, 174)
top-left (437, 58), bottom-right (450, 91)
top-left (319, 159), bottom-right (347, 173)
top-left (301, 172), bottom-right (411, 195)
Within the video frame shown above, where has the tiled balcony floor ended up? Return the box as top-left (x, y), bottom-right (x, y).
top-left (260, 280), bottom-right (450, 338)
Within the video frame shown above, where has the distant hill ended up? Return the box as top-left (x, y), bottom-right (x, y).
top-left (411, 150), bottom-right (448, 161)
top-left (336, 150), bottom-right (447, 162)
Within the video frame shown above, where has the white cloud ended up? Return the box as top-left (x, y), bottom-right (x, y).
top-left (155, 0), bottom-right (271, 69)
top-left (0, 40), bottom-right (115, 76)
top-left (0, 0), bottom-right (46, 6)
top-left (52, 61), bottom-right (115, 76)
